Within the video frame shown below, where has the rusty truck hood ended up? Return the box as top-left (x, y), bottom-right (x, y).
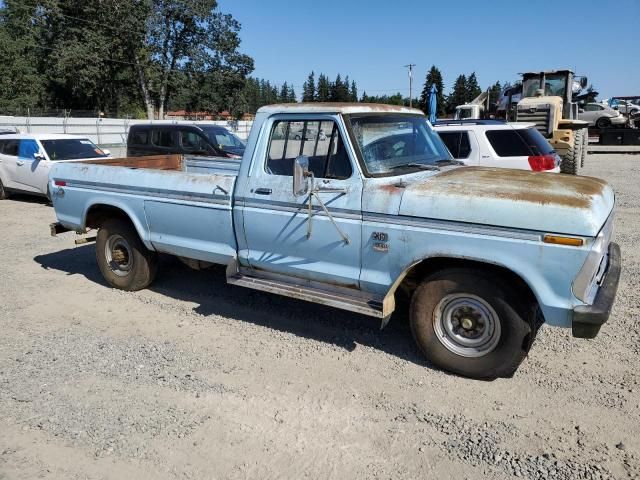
top-left (395, 167), bottom-right (614, 237)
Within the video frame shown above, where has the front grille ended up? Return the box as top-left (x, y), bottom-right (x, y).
top-left (517, 107), bottom-right (551, 137)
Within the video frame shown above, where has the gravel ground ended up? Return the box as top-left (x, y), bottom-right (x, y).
top-left (1, 155), bottom-right (639, 479)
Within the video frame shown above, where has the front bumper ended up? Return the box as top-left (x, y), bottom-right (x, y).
top-left (572, 243), bottom-right (621, 338)
top-left (610, 116), bottom-right (627, 125)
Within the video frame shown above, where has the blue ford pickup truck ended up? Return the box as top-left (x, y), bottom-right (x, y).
top-left (49, 103), bottom-right (621, 379)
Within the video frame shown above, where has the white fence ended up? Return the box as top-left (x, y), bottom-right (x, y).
top-left (0, 116), bottom-right (253, 149)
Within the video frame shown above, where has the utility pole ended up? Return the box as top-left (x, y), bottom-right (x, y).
top-left (404, 64), bottom-right (416, 107)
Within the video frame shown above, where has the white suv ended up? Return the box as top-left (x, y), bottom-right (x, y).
top-left (434, 120), bottom-right (560, 173)
top-left (0, 134), bottom-right (111, 200)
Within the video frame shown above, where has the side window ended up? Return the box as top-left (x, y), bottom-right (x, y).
top-left (130, 129), bottom-right (148, 145)
top-left (0, 140), bottom-right (6, 154)
top-left (438, 131), bottom-right (471, 159)
top-left (3, 140), bottom-right (19, 157)
top-left (266, 120), bottom-right (352, 179)
top-left (485, 130), bottom-right (530, 157)
top-left (180, 130), bottom-right (204, 152)
top-left (151, 129), bottom-right (176, 148)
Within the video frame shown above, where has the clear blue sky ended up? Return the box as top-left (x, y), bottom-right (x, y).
top-left (219, 0), bottom-right (640, 100)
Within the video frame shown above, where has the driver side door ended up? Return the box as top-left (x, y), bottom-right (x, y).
top-left (239, 115), bottom-right (363, 289)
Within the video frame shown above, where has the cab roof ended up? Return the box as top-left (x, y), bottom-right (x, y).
top-left (520, 69), bottom-right (574, 76)
top-left (257, 102), bottom-right (424, 115)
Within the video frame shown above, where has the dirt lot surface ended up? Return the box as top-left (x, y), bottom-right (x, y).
top-left (1, 155), bottom-right (639, 479)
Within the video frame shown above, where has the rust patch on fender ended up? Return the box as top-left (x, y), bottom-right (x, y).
top-left (425, 167), bottom-right (608, 209)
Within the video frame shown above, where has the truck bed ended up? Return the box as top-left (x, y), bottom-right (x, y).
top-left (83, 154), bottom-right (242, 176)
top-left (50, 154), bottom-right (240, 266)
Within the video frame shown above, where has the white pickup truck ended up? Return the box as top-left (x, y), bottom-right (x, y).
top-left (49, 103), bottom-right (621, 379)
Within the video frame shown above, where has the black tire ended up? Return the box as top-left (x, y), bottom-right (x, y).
top-left (0, 179), bottom-right (8, 200)
top-left (294, 134), bottom-right (301, 140)
top-left (596, 117), bottom-right (611, 129)
top-left (96, 218), bottom-right (158, 291)
top-left (410, 269), bottom-right (533, 379)
top-left (560, 129), bottom-right (582, 175)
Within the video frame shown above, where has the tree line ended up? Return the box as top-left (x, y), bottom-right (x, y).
top-left (0, 0), bottom-right (254, 119)
top-left (0, 0), bottom-right (509, 120)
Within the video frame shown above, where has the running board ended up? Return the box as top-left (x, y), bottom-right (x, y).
top-left (227, 272), bottom-right (385, 318)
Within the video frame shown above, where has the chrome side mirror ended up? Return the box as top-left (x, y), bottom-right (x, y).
top-left (293, 155), bottom-right (310, 197)
top-left (34, 152), bottom-right (46, 161)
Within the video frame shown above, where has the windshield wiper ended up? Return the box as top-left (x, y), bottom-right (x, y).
top-left (435, 159), bottom-right (465, 166)
top-left (389, 163), bottom-right (440, 171)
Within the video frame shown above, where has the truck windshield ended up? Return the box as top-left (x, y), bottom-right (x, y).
top-left (347, 114), bottom-right (452, 176)
top-left (523, 73), bottom-right (566, 99)
top-left (41, 138), bottom-right (109, 161)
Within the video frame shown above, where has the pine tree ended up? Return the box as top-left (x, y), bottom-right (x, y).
top-left (317, 74), bottom-right (330, 102)
top-left (447, 74), bottom-right (467, 113)
top-left (465, 72), bottom-right (482, 103)
top-left (360, 91), bottom-right (368, 103)
top-left (418, 65), bottom-right (446, 116)
top-left (279, 82), bottom-right (288, 103)
top-left (288, 85), bottom-right (297, 103)
top-left (302, 71), bottom-right (316, 102)
top-left (350, 80), bottom-right (358, 102)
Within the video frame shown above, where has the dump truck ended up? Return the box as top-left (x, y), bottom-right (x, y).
top-left (515, 70), bottom-right (589, 175)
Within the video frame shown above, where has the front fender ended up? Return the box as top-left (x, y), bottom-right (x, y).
top-left (361, 223), bottom-right (590, 328)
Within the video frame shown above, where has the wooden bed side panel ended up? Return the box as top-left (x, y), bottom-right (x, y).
top-left (82, 154), bottom-right (184, 170)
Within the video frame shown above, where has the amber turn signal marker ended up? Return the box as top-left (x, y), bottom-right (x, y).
top-left (543, 235), bottom-right (584, 246)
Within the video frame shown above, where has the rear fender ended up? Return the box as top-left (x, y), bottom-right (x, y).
top-left (82, 199), bottom-right (153, 250)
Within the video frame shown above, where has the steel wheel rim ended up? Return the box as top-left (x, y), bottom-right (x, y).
top-left (433, 293), bottom-right (501, 358)
top-left (105, 234), bottom-right (133, 277)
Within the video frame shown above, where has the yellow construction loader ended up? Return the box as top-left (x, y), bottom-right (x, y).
top-left (516, 70), bottom-right (589, 175)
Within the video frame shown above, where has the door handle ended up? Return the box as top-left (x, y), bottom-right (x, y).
top-left (17, 161), bottom-right (25, 166)
top-left (255, 188), bottom-right (272, 195)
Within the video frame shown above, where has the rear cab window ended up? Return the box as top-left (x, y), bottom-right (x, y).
top-left (266, 120), bottom-right (352, 179)
top-left (485, 128), bottom-right (553, 157)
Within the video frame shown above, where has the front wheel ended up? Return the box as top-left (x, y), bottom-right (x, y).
top-left (96, 218), bottom-right (158, 291)
top-left (596, 117), bottom-right (611, 129)
top-left (560, 129), bottom-right (583, 175)
top-left (410, 269), bottom-right (533, 379)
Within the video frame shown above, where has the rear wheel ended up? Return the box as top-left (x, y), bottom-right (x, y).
top-left (560, 130), bottom-right (582, 175)
top-left (596, 117), bottom-right (611, 129)
top-left (410, 269), bottom-right (533, 379)
top-left (96, 218), bottom-right (158, 291)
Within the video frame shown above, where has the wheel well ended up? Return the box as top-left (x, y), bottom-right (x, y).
top-left (85, 204), bottom-right (132, 230)
top-left (397, 256), bottom-right (539, 318)
top-left (395, 257), bottom-right (542, 351)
